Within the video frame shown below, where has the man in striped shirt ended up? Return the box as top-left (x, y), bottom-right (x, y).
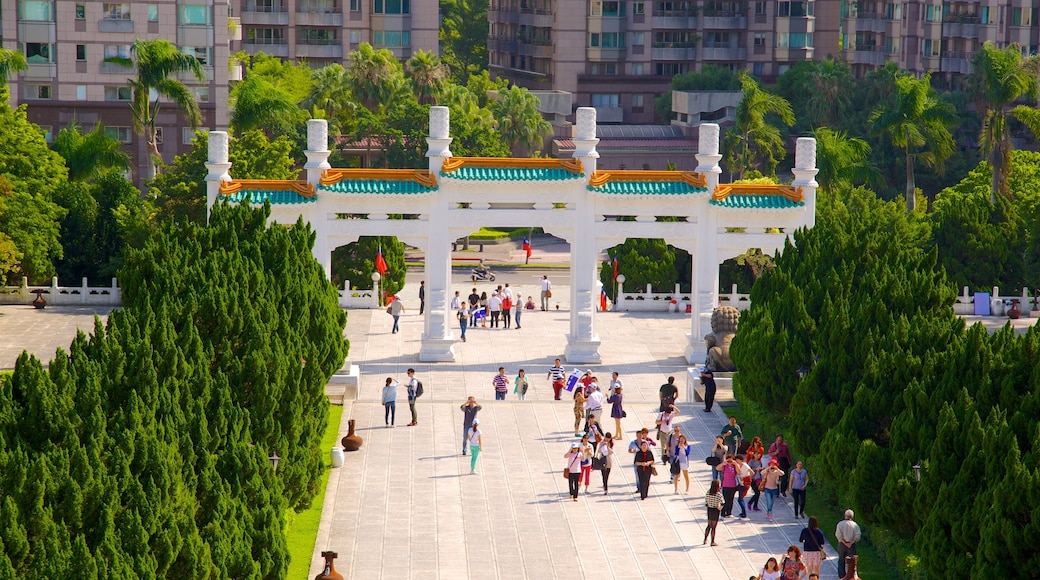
top-left (493, 367), bottom-right (509, 400)
top-left (547, 359), bottom-right (566, 400)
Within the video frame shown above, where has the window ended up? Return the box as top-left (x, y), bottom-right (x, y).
top-left (24, 43), bottom-right (55, 64)
top-left (104, 44), bottom-right (132, 59)
top-left (148, 4), bottom-right (159, 21)
top-left (192, 87), bottom-right (211, 102)
top-left (589, 62), bottom-right (617, 74)
top-left (922, 38), bottom-right (937, 56)
top-left (776, 0), bottom-right (812, 16)
top-left (19, 0), bottom-right (54, 20)
top-left (373, 30), bottom-right (410, 47)
top-left (246, 28), bottom-right (286, 43)
top-left (105, 127), bottom-right (133, 143)
top-left (633, 1), bottom-right (644, 13)
top-left (980, 6), bottom-right (989, 23)
top-left (755, 1), bottom-right (765, 13)
top-left (154, 127), bottom-right (163, 145)
top-left (181, 46), bottom-right (211, 66)
top-left (632, 32), bottom-right (644, 45)
top-left (76, 45), bottom-right (87, 61)
top-left (632, 94), bottom-right (644, 108)
top-left (23, 84), bottom-right (51, 99)
top-left (1011, 7), bottom-right (1030, 26)
top-left (300, 28), bottom-right (337, 43)
top-left (40, 125), bottom-right (53, 143)
top-left (179, 5), bottom-right (211, 25)
top-left (655, 62), bottom-right (687, 75)
top-left (599, 32), bottom-right (623, 47)
top-left (924, 4), bottom-right (939, 21)
top-left (776, 32), bottom-right (812, 48)
top-left (591, 93), bottom-right (619, 108)
top-left (183, 127), bottom-right (200, 145)
top-left (76, 85), bottom-right (87, 100)
top-left (372, 0), bottom-right (409, 14)
top-left (654, 31), bottom-right (692, 46)
top-left (75, 3), bottom-right (86, 19)
top-left (103, 3), bottom-right (130, 19)
top-left (602, 0), bottom-right (624, 16)
top-left (590, 33), bottom-right (599, 47)
top-left (349, 29), bottom-right (363, 43)
top-left (884, 37), bottom-right (899, 54)
top-left (105, 86), bottom-right (132, 101)
top-left (350, 0), bottom-right (361, 10)
top-left (630, 62), bottom-right (644, 75)
top-left (754, 32), bottom-right (766, 46)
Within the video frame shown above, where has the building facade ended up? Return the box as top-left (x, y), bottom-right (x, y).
top-left (840, 0), bottom-right (1039, 82)
top-left (1, 0), bottom-right (232, 183)
top-left (488, 0), bottom-right (821, 124)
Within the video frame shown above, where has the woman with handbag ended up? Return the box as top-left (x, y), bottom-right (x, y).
top-left (596, 432), bottom-right (615, 494)
top-left (748, 450), bottom-right (764, 511)
top-left (703, 480), bottom-right (724, 546)
top-left (564, 442), bottom-right (582, 501)
top-left (579, 433), bottom-right (594, 494)
top-left (607, 375), bottom-right (625, 439)
top-left (671, 433), bottom-right (691, 494)
top-left (634, 439), bottom-right (655, 500)
top-left (762, 460), bottom-right (786, 522)
top-left (719, 454), bottom-right (739, 517)
top-left (514, 368), bottom-right (529, 401)
top-left (710, 436), bottom-right (727, 481)
top-left (798, 515), bottom-right (826, 576)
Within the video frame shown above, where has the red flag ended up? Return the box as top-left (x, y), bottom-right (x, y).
top-left (600, 288), bottom-right (608, 311)
top-left (375, 245), bottom-right (388, 276)
top-left (612, 252), bottom-right (618, 282)
top-left (522, 237), bottom-right (532, 259)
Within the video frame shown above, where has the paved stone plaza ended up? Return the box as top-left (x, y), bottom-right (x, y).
top-left (309, 292), bottom-right (842, 580)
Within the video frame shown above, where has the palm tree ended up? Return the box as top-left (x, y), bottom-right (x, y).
top-left (302, 63), bottom-right (356, 134)
top-left (230, 74), bottom-right (304, 136)
top-left (869, 72), bottom-right (957, 211)
top-left (490, 85), bottom-right (552, 156)
top-left (0, 48), bottom-right (27, 85)
top-left (52, 122), bottom-right (131, 182)
top-left (806, 58), bottom-right (853, 127)
top-left (811, 127), bottom-right (879, 192)
top-left (111, 39), bottom-right (205, 180)
top-left (727, 71), bottom-right (795, 179)
top-left (967, 42), bottom-right (1040, 200)
top-left (406, 50), bottom-right (449, 105)
top-left (346, 43), bottom-right (405, 112)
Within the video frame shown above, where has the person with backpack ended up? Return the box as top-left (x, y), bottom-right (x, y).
top-left (406, 368), bottom-right (423, 426)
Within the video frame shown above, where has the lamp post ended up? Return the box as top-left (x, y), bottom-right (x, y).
top-left (371, 271), bottom-right (381, 306)
top-left (616, 274), bottom-right (625, 307)
top-left (912, 462), bottom-right (922, 482)
top-left (796, 366), bottom-right (809, 379)
top-left (269, 452), bottom-right (281, 473)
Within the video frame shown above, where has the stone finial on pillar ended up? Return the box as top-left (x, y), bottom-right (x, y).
top-left (695, 123), bottom-right (723, 192)
top-left (698, 123), bottom-right (720, 156)
top-left (304, 119), bottom-right (332, 186)
top-left (572, 107), bottom-right (600, 177)
top-left (792, 137), bottom-right (819, 227)
top-left (205, 131), bottom-right (233, 223)
top-left (426, 106), bottom-right (453, 174)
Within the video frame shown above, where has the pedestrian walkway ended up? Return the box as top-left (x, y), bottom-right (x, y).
top-left (311, 306), bottom-right (841, 579)
top-left (0, 305), bottom-right (113, 369)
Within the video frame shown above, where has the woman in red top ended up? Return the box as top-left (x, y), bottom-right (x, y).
top-left (746, 435), bottom-right (765, 461)
top-left (779, 545), bottom-right (807, 579)
top-left (501, 294), bottom-right (512, 329)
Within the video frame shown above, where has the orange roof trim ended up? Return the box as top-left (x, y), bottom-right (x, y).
top-left (219, 179), bottom-right (315, 197)
top-left (588, 170), bottom-right (707, 188)
top-left (320, 168), bottom-right (438, 188)
top-left (440, 157), bottom-right (584, 175)
top-left (713, 183), bottom-right (804, 202)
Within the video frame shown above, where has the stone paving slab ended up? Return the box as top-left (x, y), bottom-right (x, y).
top-left (0, 305), bottom-right (114, 370)
top-left (311, 306), bottom-right (841, 580)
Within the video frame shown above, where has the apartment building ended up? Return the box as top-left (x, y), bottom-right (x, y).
top-left (841, 0), bottom-right (1039, 82)
top-left (231, 0), bottom-right (439, 66)
top-left (488, 0), bottom-right (821, 124)
top-left (0, 0), bottom-right (231, 183)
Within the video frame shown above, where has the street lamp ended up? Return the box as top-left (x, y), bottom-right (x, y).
top-left (796, 366), bottom-right (809, 379)
top-left (371, 271), bottom-right (381, 306)
top-left (615, 274), bottom-right (625, 306)
top-left (269, 452), bottom-right (281, 473)
top-left (912, 462), bottom-right (922, 482)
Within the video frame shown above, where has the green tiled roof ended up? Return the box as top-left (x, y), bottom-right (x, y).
top-left (319, 179), bottom-right (438, 194)
top-left (442, 165), bottom-right (584, 181)
top-left (710, 195), bottom-right (804, 209)
top-left (588, 180), bottom-right (708, 195)
top-left (222, 189), bottom-right (316, 205)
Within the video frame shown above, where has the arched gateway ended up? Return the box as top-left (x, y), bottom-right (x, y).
top-left (205, 107), bottom-right (817, 364)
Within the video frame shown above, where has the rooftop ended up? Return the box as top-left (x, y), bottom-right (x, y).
top-left (710, 184), bottom-right (805, 210)
top-left (587, 170), bottom-right (708, 195)
top-left (217, 180), bottom-right (316, 205)
top-left (439, 157), bottom-right (585, 182)
top-left (318, 169), bottom-right (439, 195)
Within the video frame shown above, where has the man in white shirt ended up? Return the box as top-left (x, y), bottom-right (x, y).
top-left (450, 291), bottom-right (461, 310)
top-left (835, 509), bottom-right (862, 578)
top-left (540, 275), bottom-right (552, 310)
top-left (584, 382), bottom-right (606, 428)
top-left (488, 291), bottom-right (503, 328)
top-left (502, 283), bottom-right (513, 302)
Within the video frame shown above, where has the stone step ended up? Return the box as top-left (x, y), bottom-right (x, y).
top-left (326, 364), bottom-right (360, 404)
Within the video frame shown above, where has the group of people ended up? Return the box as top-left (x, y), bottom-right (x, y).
top-left (379, 369), bottom-right (423, 427)
top-left (454, 283), bottom-right (537, 341)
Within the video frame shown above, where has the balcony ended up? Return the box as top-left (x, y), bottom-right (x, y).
top-left (519, 42), bottom-right (553, 58)
top-left (701, 46), bottom-right (747, 60)
top-left (701, 14), bottom-right (747, 28)
top-left (850, 47), bottom-right (886, 65)
top-left (594, 106), bottom-right (624, 123)
top-left (295, 11), bottom-right (343, 26)
top-left (941, 51), bottom-right (974, 74)
top-left (244, 43), bottom-right (289, 57)
top-left (488, 9), bottom-right (520, 23)
top-left (491, 37), bottom-right (519, 53)
top-left (652, 12), bottom-right (695, 28)
top-left (587, 47), bottom-right (625, 61)
top-left (98, 18), bottom-right (134, 33)
top-left (25, 63), bottom-right (56, 79)
top-left (945, 20), bottom-right (979, 38)
top-left (99, 61), bottom-right (134, 74)
top-left (295, 41), bottom-right (344, 58)
top-left (241, 10), bottom-right (290, 25)
top-left (228, 16), bottom-right (242, 40)
top-left (853, 13), bottom-right (886, 33)
top-left (651, 44), bottom-right (696, 60)
top-left (518, 10), bottom-right (553, 27)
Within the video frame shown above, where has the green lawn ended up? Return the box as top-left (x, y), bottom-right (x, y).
top-left (284, 404), bottom-right (344, 579)
top-left (466, 227), bottom-right (540, 241)
top-left (726, 405), bottom-right (898, 577)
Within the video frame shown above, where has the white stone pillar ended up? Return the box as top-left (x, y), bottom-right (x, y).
top-left (791, 137), bottom-right (819, 229)
top-left (304, 119), bottom-right (332, 185)
top-left (686, 123), bottom-right (723, 364)
top-left (204, 131), bottom-right (232, 224)
top-left (420, 106), bottom-right (455, 362)
top-left (565, 107), bottom-right (602, 363)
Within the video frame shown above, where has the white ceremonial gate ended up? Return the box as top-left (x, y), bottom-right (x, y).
top-left (205, 107), bottom-right (817, 364)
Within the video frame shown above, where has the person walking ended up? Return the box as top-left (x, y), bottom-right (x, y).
top-left (747, 450), bottom-right (764, 511)
top-left (769, 434), bottom-right (793, 496)
top-left (789, 460), bottom-right (808, 519)
top-left (493, 367), bottom-right (509, 400)
top-left (672, 434), bottom-right (691, 494)
top-left (780, 546), bottom-right (807, 579)
top-left (747, 435), bottom-right (765, 462)
top-left (703, 480), bottom-right (724, 546)
top-left (418, 280), bottom-right (425, 315)
top-left (720, 455), bottom-right (739, 517)
top-left (540, 275), bottom-right (552, 310)
top-left (628, 428), bottom-right (649, 493)
top-left (572, 384), bottom-right (587, 437)
top-left (762, 460), bottom-right (785, 522)
top-left (381, 377), bottom-right (398, 427)
top-left (457, 303), bottom-right (469, 342)
top-left (501, 292), bottom-right (512, 328)
top-left (584, 383), bottom-right (606, 430)
top-left (720, 416), bottom-right (743, 455)
top-left (467, 419), bottom-right (482, 474)
top-left (658, 376), bottom-right (678, 412)
top-left (548, 358), bottom-right (566, 401)
top-left (634, 439), bottom-right (655, 500)
top-left (656, 405), bottom-right (678, 462)
top-left (597, 432), bottom-right (615, 494)
top-left (488, 291), bottom-right (502, 328)
top-left (735, 453), bottom-right (752, 518)
top-left (757, 557), bottom-right (782, 580)
top-left (459, 397), bottom-right (481, 455)
top-left (405, 368), bottom-right (420, 426)
top-left (514, 296), bottom-right (527, 328)
top-left (578, 433), bottom-right (594, 494)
top-left (479, 291), bottom-right (488, 328)
top-left (468, 288), bottom-right (480, 327)
top-left (710, 436), bottom-right (727, 481)
top-left (835, 509), bottom-right (861, 579)
top-left (565, 442), bottom-right (582, 501)
top-left (388, 297), bottom-right (405, 334)
top-left (607, 375), bottom-right (625, 438)
top-left (799, 515), bottom-right (827, 577)
top-left (700, 367), bottom-right (717, 413)
top-left (514, 368), bottom-right (529, 401)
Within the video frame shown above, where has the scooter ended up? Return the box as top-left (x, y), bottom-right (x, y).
top-left (471, 268), bottom-right (496, 282)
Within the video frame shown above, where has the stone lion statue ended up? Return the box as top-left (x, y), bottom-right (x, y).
top-left (705, 306), bottom-right (740, 372)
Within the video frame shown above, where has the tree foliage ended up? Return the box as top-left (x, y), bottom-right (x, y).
top-left (599, 239), bottom-right (680, 299)
top-left (655, 64), bottom-right (740, 121)
top-left (331, 236), bottom-right (406, 299)
top-left (52, 122), bottom-right (131, 182)
top-left (439, 0), bottom-right (489, 85)
top-left (723, 72), bottom-right (795, 179)
top-left (0, 201), bottom-right (347, 577)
